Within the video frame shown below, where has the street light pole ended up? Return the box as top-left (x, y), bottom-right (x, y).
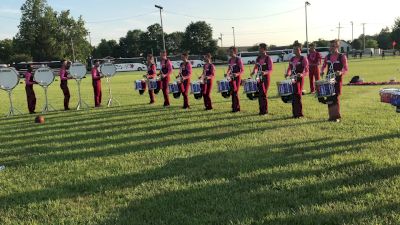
top-left (350, 21), bottom-right (354, 42)
top-left (155, 5), bottom-right (166, 52)
top-left (305, 1), bottom-right (311, 50)
top-left (362, 23), bottom-right (366, 51)
top-left (219, 33), bottom-right (223, 47)
top-left (232, 27), bottom-right (236, 47)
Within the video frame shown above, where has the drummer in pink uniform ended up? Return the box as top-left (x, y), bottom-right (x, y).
top-left (178, 52), bottom-right (192, 109)
top-left (320, 39), bottom-right (348, 122)
top-left (91, 60), bottom-right (102, 107)
top-left (158, 50), bottom-right (173, 107)
top-left (286, 42), bottom-right (309, 118)
top-left (250, 43), bottom-right (273, 115)
top-left (200, 53), bottom-right (215, 110)
top-left (226, 47), bottom-right (244, 113)
top-left (24, 65), bottom-right (37, 114)
top-left (307, 43), bottom-right (322, 94)
top-left (59, 60), bottom-right (71, 110)
top-left (146, 54), bottom-right (157, 104)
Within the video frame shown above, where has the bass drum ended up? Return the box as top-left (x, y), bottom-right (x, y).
top-left (69, 62), bottom-right (87, 79)
top-left (0, 67), bottom-right (20, 91)
top-left (34, 67), bottom-right (54, 86)
top-left (100, 63), bottom-right (117, 77)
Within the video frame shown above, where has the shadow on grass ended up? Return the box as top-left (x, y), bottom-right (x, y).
top-left (0, 132), bottom-right (399, 225)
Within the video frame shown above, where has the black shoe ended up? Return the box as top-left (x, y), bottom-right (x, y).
top-left (29, 111), bottom-right (36, 114)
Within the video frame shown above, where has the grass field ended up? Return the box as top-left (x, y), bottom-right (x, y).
top-left (0, 57), bottom-right (400, 225)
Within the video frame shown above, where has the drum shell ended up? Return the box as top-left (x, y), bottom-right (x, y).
top-left (276, 80), bottom-right (293, 96)
top-left (380, 88), bottom-right (398, 104)
top-left (391, 91), bottom-right (400, 106)
top-left (217, 80), bottom-right (230, 93)
top-left (316, 80), bottom-right (336, 98)
top-left (244, 79), bottom-right (258, 94)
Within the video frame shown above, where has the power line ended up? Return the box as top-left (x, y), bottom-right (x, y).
top-left (164, 7), bottom-right (303, 21)
top-left (86, 11), bottom-right (158, 24)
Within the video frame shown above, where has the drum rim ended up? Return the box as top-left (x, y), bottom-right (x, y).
top-left (0, 67), bottom-right (20, 90)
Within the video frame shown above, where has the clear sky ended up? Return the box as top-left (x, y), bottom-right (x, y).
top-left (0, 0), bottom-right (399, 47)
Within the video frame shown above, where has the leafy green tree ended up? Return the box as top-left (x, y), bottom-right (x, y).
top-left (182, 21), bottom-right (218, 55)
top-left (119, 29), bottom-right (143, 57)
top-left (166, 32), bottom-right (184, 55)
top-left (0, 39), bottom-right (14, 64)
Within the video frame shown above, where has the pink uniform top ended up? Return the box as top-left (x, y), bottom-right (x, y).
top-left (252, 54), bottom-right (273, 76)
top-left (227, 57), bottom-right (244, 76)
top-left (59, 67), bottom-right (69, 81)
top-left (91, 67), bottom-right (101, 80)
top-left (160, 59), bottom-right (173, 77)
top-left (147, 64), bottom-right (157, 79)
top-left (25, 71), bottom-right (35, 86)
top-left (321, 53), bottom-right (348, 76)
top-left (180, 61), bottom-right (192, 80)
top-left (203, 63), bottom-right (215, 78)
top-left (307, 51), bottom-right (322, 67)
top-left (287, 56), bottom-right (309, 76)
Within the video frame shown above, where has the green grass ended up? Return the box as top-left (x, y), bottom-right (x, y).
top-left (0, 57), bottom-right (400, 225)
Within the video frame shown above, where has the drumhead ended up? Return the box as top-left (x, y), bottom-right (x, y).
top-left (34, 67), bottom-right (54, 86)
top-left (0, 68), bottom-right (19, 90)
top-left (380, 88), bottom-right (399, 94)
top-left (277, 80), bottom-right (292, 84)
top-left (69, 63), bottom-right (87, 79)
top-left (100, 63), bottom-right (117, 77)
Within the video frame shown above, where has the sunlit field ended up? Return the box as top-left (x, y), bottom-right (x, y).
top-left (0, 57), bottom-right (400, 225)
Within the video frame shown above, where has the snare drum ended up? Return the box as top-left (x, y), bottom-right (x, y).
top-left (391, 91), bottom-right (400, 106)
top-left (315, 80), bottom-right (336, 98)
top-left (244, 79), bottom-right (258, 94)
top-left (217, 79), bottom-right (230, 93)
top-left (148, 79), bottom-right (158, 90)
top-left (168, 82), bottom-right (180, 94)
top-left (0, 68), bottom-right (19, 91)
top-left (34, 67), bottom-right (55, 86)
top-left (379, 88), bottom-right (398, 104)
top-left (135, 80), bottom-right (145, 90)
top-left (191, 81), bottom-right (202, 94)
top-left (276, 80), bottom-right (293, 96)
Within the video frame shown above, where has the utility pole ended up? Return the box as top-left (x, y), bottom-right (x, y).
top-left (350, 21), bottom-right (354, 42)
top-left (362, 23), bottom-right (366, 51)
top-left (218, 33), bottom-right (223, 47)
top-left (305, 1), bottom-right (311, 50)
top-left (336, 22), bottom-right (343, 40)
top-left (155, 5), bottom-right (166, 52)
top-left (232, 27), bottom-right (236, 47)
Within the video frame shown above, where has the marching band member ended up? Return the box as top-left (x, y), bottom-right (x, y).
top-left (59, 60), bottom-right (71, 110)
top-left (178, 52), bottom-right (192, 109)
top-left (200, 53), bottom-right (215, 110)
top-left (159, 50), bottom-right (172, 107)
top-left (286, 42), bottom-right (309, 118)
top-left (320, 39), bottom-right (348, 122)
top-left (25, 65), bottom-right (37, 114)
top-left (227, 47), bottom-right (244, 113)
top-left (250, 43), bottom-right (273, 115)
top-left (91, 60), bottom-right (102, 107)
top-left (307, 43), bottom-right (322, 94)
top-left (146, 54), bottom-right (157, 104)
